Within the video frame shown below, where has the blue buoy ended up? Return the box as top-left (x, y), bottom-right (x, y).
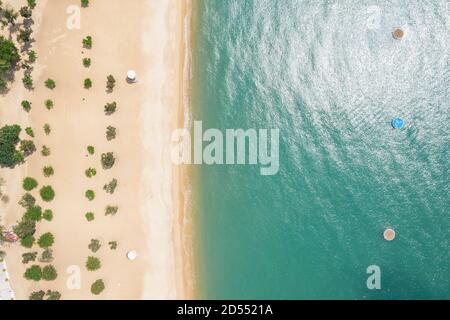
top-left (391, 118), bottom-right (405, 129)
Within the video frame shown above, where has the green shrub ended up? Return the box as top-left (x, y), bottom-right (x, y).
top-left (24, 206), bottom-right (42, 221)
top-left (106, 75), bottom-right (116, 91)
top-left (29, 290), bottom-right (45, 300)
top-left (45, 79), bottom-right (56, 89)
top-left (85, 190), bottom-right (95, 201)
top-left (20, 6), bottom-right (33, 18)
top-left (41, 145), bottom-right (51, 157)
top-left (87, 145), bottom-right (95, 155)
top-left (27, 50), bottom-right (37, 63)
top-left (25, 127), bottom-right (34, 138)
top-left (83, 36), bottom-right (92, 48)
top-left (85, 167), bottom-right (97, 178)
top-left (85, 212), bottom-right (95, 222)
top-left (101, 152), bottom-right (116, 169)
top-left (19, 140), bottom-right (36, 157)
top-left (23, 177), bottom-right (38, 191)
top-left (27, 0), bottom-right (37, 10)
top-left (24, 265), bottom-right (42, 281)
top-left (43, 166), bottom-right (54, 177)
top-left (22, 252), bottom-right (37, 264)
top-left (88, 239), bottom-right (101, 253)
top-left (108, 241), bottom-right (118, 250)
top-left (42, 265), bottom-right (57, 281)
top-left (103, 179), bottom-right (118, 194)
top-left (83, 57), bottom-right (91, 67)
top-left (37, 232), bottom-right (54, 248)
top-left (105, 205), bottom-right (118, 216)
top-left (46, 290), bottom-right (61, 300)
top-left (104, 102), bottom-right (117, 115)
top-left (40, 185), bottom-right (55, 202)
top-left (91, 279), bottom-right (105, 295)
top-left (81, 0), bottom-right (89, 7)
top-left (84, 78), bottom-right (92, 89)
top-left (21, 100), bottom-right (32, 112)
top-left (43, 124), bottom-right (51, 135)
top-left (13, 219), bottom-right (36, 238)
top-left (86, 256), bottom-right (101, 271)
top-left (22, 73), bottom-right (33, 89)
top-left (43, 209), bottom-right (53, 221)
top-left (18, 193), bottom-right (36, 209)
top-left (106, 126), bottom-right (116, 141)
top-left (0, 124), bottom-right (24, 167)
top-left (39, 248), bottom-right (54, 263)
top-left (20, 235), bottom-right (35, 248)
top-left (45, 99), bottom-right (54, 110)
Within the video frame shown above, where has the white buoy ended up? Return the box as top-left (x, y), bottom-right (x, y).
top-left (384, 228), bottom-right (396, 241)
top-left (127, 250), bottom-right (138, 261)
top-left (127, 70), bottom-right (137, 82)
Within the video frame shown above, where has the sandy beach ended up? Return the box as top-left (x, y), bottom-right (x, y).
top-left (0, 0), bottom-right (192, 300)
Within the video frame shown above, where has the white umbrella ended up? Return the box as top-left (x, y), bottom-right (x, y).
top-left (127, 250), bottom-right (138, 261)
top-left (127, 70), bottom-right (137, 81)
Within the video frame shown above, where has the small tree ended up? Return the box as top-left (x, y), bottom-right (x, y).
top-left (108, 241), bottom-right (118, 250)
top-left (22, 252), bottom-right (38, 264)
top-left (22, 72), bottom-right (33, 89)
top-left (17, 27), bottom-right (33, 43)
top-left (83, 36), bottom-right (92, 48)
top-left (85, 167), bottom-right (96, 178)
top-left (81, 0), bottom-right (90, 7)
top-left (106, 75), bottom-right (116, 91)
top-left (24, 205), bottom-right (42, 221)
top-left (40, 185), bottom-right (55, 202)
top-left (24, 265), bottom-right (42, 281)
top-left (27, 51), bottom-right (37, 63)
top-left (91, 279), bottom-right (105, 295)
top-left (20, 235), bottom-right (35, 248)
top-left (46, 290), bottom-right (61, 300)
top-left (18, 193), bottom-right (36, 209)
top-left (105, 205), bottom-right (118, 216)
top-left (25, 127), bottom-right (34, 137)
top-left (103, 179), bottom-right (118, 194)
top-left (85, 189), bottom-right (95, 201)
top-left (13, 219), bottom-right (36, 238)
top-left (41, 145), bottom-right (51, 157)
top-left (39, 248), bottom-right (54, 263)
top-left (19, 140), bottom-right (36, 156)
top-left (37, 232), bottom-right (54, 248)
top-left (27, 0), bottom-right (37, 10)
top-left (101, 152), bottom-right (116, 169)
top-left (87, 145), bottom-right (95, 155)
top-left (42, 265), bottom-right (57, 281)
top-left (43, 166), bottom-right (54, 177)
top-left (29, 291), bottom-right (45, 300)
top-left (104, 102), bottom-right (117, 115)
top-left (21, 100), bottom-right (31, 112)
top-left (106, 126), bottom-right (116, 141)
top-left (88, 239), bottom-right (101, 253)
top-left (45, 99), bottom-right (54, 110)
top-left (45, 78), bottom-right (56, 89)
top-left (19, 6), bottom-right (33, 18)
top-left (84, 78), bottom-right (92, 89)
top-left (43, 123), bottom-right (51, 135)
top-left (85, 212), bottom-right (95, 222)
top-left (43, 209), bottom-right (53, 221)
top-left (23, 177), bottom-right (38, 191)
top-left (83, 58), bottom-right (91, 67)
top-left (86, 256), bottom-right (101, 271)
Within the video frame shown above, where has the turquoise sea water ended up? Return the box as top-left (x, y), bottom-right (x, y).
top-left (192, 0), bottom-right (450, 299)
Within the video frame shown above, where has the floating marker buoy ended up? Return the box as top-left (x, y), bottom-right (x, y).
top-left (391, 117), bottom-right (405, 129)
top-left (384, 228), bottom-right (396, 241)
top-left (392, 27), bottom-right (405, 40)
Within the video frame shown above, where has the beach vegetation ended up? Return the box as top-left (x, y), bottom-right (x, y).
top-left (17, 27), bottom-right (33, 43)
top-left (13, 218), bottom-right (36, 238)
top-left (37, 232), bottom-right (54, 248)
top-left (104, 101), bottom-right (117, 115)
top-left (41, 145), bottom-right (50, 157)
top-left (27, 50), bottom-right (37, 63)
top-left (85, 167), bottom-right (97, 178)
top-left (106, 75), bottom-right (116, 91)
top-left (81, 0), bottom-right (90, 8)
top-left (40, 185), bottom-right (55, 202)
top-left (86, 256), bottom-right (101, 271)
top-left (22, 252), bottom-right (37, 264)
top-left (23, 177), bottom-right (38, 191)
top-left (20, 235), bottom-right (35, 248)
top-left (43, 166), bottom-right (54, 177)
top-left (101, 152), bottom-right (116, 169)
top-left (43, 209), bottom-right (53, 222)
top-left (82, 57), bottom-right (91, 67)
top-left (85, 212), bottom-right (95, 222)
top-left (88, 239), bottom-right (101, 253)
top-left (45, 78), bottom-right (56, 89)
top-left (0, 124), bottom-right (23, 167)
top-left (39, 248), bottom-right (54, 263)
top-left (42, 265), bottom-right (57, 281)
top-left (85, 189), bottom-right (95, 201)
top-left (19, 6), bottom-right (32, 18)
top-left (1, 8), bottom-right (18, 26)
top-left (24, 205), bottom-right (42, 222)
top-left (45, 99), bottom-right (54, 110)
top-left (19, 139), bottom-right (36, 157)
top-left (91, 279), bottom-right (105, 295)
top-left (24, 265), bottom-right (42, 281)
top-left (46, 290), bottom-right (61, 300)
top-left (43, 123), bottom-right (51, 135)
top-left (21, 100), bottom-right (31, 112)
top-left (22, 72), bottom-right (33, 89)
top-left (83, 36), bottom-right (92, 48)
top-left (105, 205), bottom-right (118, 216)
top-left (19, 193), bottom-right (36, 209)
top-left (84, 78), bottom-right (92, 89)
top-left (0, 37), bottom-right (20, 73)
top-left (25, 127), bottom-right (34, 138)
top-left (108, 241), bottom-right (118, 250)
top-left (29, 290), bottom-right (45, 300)
top-left (106, 126), bottom-right (116, 140)
top-left (103, 178), bottom-right (118, 194)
